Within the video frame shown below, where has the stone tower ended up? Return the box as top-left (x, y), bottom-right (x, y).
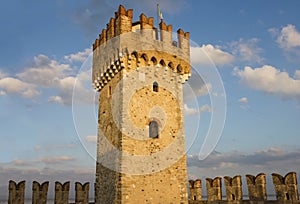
top-left (92, 5), bottom-right (191, 204)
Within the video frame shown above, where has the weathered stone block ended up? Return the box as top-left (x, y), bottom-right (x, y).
top-left (189, 179), bottom-right (202, 201)
top-left (224, 175), bottom-right (243, 201)
top-left (55, 181), bottom-right (70, 204)
top-left (246, 173), bottom-right (267, 201)
top-left (8, 180), bottom-right (25, 204)
top-left (206, 177), bottom-right (222, 201)
top-left (272, 172), bottom-right (299, 201)
top-left (32, 181), bottom-right (49, 204)
top-left (75, 182), bottom-right (89, 204)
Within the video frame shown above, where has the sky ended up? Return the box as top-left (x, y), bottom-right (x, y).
top-left (1, 0), bottom-right (300, 199)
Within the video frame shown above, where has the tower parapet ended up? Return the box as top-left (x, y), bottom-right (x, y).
top-left (55, 181), bottom-right (70, 204)
top-left (8, 180), bottom-right (25, 204)
top-left (224, 175), bottom-right (243, 201)
top-left (272, 172), bottom-right (299, 201)
top-left (92, 5), bottom-right (190, 92)
top-left (75, 182), bottom-right (90, 204)
top-left (206, 177), bottom-right (222, 201)
top-left (189, 179), bottom-right (202, 201)
top-left (32, 181), bottom-right (49, 204)
top-left (246, 173), bottom-right (267, 201)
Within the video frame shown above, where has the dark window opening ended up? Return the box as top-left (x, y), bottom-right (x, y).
top-left (159, 60), bottom-right (166, 67)
top-left (149, 121), bottom-right (159, 138)
top-left (154, 28), bottom-right (160, 40)
top-left (286, 193), bottom-right (290, 200)
top-left (193, 196), bottom-right (196, 200)
top-left (108, 86), bottom-right (112, 97)
top-left (153, 82), bottom-right (158, 92)
top-left (141, 54), bottom-right (147, 62)
top-left (177, 65), bottom-right (183, 73)
top-left (172, 41), bottom-right (178, 47)
top-left (232, 194), bottom-right (235, 200)
top-left (168, 62), bottom-right (174, 69)
top-left (151, 57), bottom-right (157, 66)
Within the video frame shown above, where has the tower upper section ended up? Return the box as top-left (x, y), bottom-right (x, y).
top-left (92, 5), bottom-right (191, 91)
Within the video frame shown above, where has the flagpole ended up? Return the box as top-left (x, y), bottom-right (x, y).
top-left (157, 4), bottom-right (160, 27)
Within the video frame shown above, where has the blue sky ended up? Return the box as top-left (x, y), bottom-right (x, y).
top-left (1, 0), bottom-right (300, 199)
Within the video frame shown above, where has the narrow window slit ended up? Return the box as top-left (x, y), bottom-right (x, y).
top-left (153, 82), bottom-right (158, 92)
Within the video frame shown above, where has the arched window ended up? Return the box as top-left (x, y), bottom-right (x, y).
top-left (168, 62), bottom-right (174, 69)
top-left (149, 121), bottom-right (159, 138)
top-left (159, 59), bottom-right (166, 67)
top-left (177, 65), bottom-right (183, 73)
top-left (153, 82), bottom-right (158, 92)
top-left (140, 54), bottom-right (148, 67)
top-left (150, 57), bottom-right (157, 66)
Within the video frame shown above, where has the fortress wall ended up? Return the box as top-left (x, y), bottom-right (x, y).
top-left (6, 172), bottom-right (299, 203)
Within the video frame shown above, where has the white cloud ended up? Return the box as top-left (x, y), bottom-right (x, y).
top-left (0, 49), bottom-right (96, 105)
top-left (184, 104), bottom-right (199, 115)
top-left (270, 24), bottom-right (300, 59)
top-left (184, 104), bottom-right (212, 115)
top-left (276, 24), bottom-right (300, 49)
top-left (0, 77), bottom-right (29, 93)
top-left (187, 147), bottom-right (300, 179)
top-left (0, 77), bottom-right (40, 98)
top-left (229, 38), bottom-right (264, 63)
top-left (17, 54), bottom-right (71, 88)
top-left (64, 48), bottom-right (92, 62)
top-left (295, 70), bottom-right (300, 79)
top-left (85, 135), bottom-right (97, 143)
top-left (48, 96), bottom-right (64, 104)
top-left (196, 83), bottom-right (211, 96)
top-left (35, 144), bottom-right (76, 151)
top-left (234, 65), bottom-right (300, 101)
top-left (255, 146), bottom-right (285, 157)
top-left (0, 90), bottom-right (6, 96)
top-left (55, 72), bottom-right (95, 105)
top-left (12, 159), bottom-right (32, 166)
top-left (238, 97), bottom-right (248, 103)
top-left (22, 89), bottom-right (41, 98)
top-left (191, 44), bottom-right (234, 66)
top-left (39, 156), bottom-right (74, 164)
top-left (199, 104), bottom-right (212, 112)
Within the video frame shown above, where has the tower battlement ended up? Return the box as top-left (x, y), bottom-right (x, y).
top-left (92, 5), bottom-right (191, 92)
top-left (92, 5), bottom-right (189, 50)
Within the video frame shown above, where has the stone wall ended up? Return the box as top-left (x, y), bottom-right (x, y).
top-left (92, 5), bottom-right (191, 92)
top-left (8, 181), bottom-right (90, 204)
top-left (189, 172), bottom-right (299, 204)
top-left (6, 172), bottom-right (299, 203)
top-left (93, 4), bottom-right (191, 204)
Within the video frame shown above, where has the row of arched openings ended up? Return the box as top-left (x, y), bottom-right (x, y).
top-left (130, 52), bottom-right (183, 73)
